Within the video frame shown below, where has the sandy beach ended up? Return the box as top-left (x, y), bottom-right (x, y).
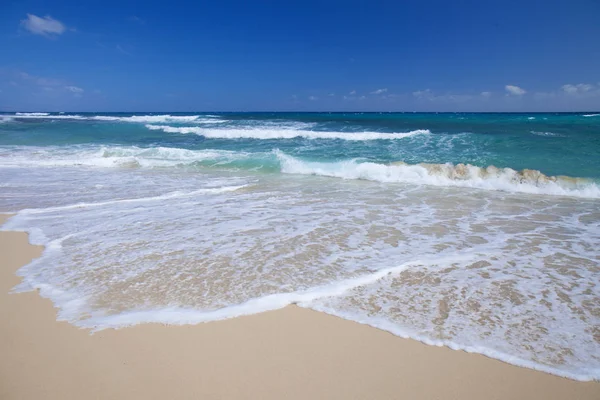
top-left (0, 214), bottom-right (598, 399)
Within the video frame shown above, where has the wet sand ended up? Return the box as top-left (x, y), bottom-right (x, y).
top-left (1, 214), bottom-right (599, 399)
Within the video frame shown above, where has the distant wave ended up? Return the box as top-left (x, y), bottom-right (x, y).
top-left (15, 112), bottom-right (50, 116)
top-left (92, 115), bottom-right (225, 124)
top-left (9, 114), bottom-right (87, 120)
top-left (275, 151), bottom-right (600, 198)
top-left (4, 113), bottom-right (224, 124)
top-left (530, 131), bottom-right (562, 137)
top-left (582, 113), bottom-right (599, 117)
top-left (145, 124), bottom-right (431, 141)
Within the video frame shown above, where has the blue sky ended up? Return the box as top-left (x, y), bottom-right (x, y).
top-left (1, 0), bottom-right (599, 112)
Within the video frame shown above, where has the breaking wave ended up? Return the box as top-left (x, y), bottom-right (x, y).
top-left (275, 151), bottom-right (600, 198)
top-left (145, 124), bottom-right (430, 141)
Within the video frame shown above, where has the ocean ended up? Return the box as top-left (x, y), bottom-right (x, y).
top-left (0, 111), bottom-right (599, 380)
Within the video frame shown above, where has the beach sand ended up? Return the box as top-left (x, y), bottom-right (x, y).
top-left (1, 213), bottom-right (599, 399)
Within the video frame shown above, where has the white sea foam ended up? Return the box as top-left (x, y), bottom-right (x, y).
top-left (2, 161), bottom-right (599, 380)
top-left (0, 146), bottom-right (252, 169)
top-left (276, 151), bottom-right (600, 198)
top-left (145, 124), bottom-right (430, 141)
top-left (19, 185), bottom-right (250, 215)
top-left (304, 303), bottom-right (600, 381)
top-left (583, 113), bottom-right (599, 117)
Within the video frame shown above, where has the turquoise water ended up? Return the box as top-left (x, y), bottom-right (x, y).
top-left (1, 112), bottom-right (599, 179)
top-left (1, 112), bottom-right (599, 380)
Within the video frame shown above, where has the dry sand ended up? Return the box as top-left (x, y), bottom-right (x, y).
top-left (1, 213), bottom-right (599, 399)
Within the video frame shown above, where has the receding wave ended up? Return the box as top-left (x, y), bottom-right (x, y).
top-left (276, 151), bottom-right (600, 198)
top-left (20, 185), bottom-right (251, 215)
top-left (145, 124), bottom-right (430, 141)
top-left (0, 146), bottom-right (255, 169)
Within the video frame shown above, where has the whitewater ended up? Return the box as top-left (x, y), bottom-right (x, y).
top-left (1, 111), bottom-right (599, 381)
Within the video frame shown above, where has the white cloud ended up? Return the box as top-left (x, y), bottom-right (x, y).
top-left (481, 91), bottom-right (492, 97)
top-left (370, 88), bottom-right (388, 95)
top-left (328, 93), bottom-right (335, 97)
top-left (349, 90), bottom-right (356, 95)
top-left (561, 83), bottom-right (594, 95)
top-left (308, 96), bottom-right (318, 101)
top-left (65, 86), bottom-right (84, 93)
top-left (505, 85), bottom-right (526, 96)
top-left (21, 14), bottom-right (66, 37)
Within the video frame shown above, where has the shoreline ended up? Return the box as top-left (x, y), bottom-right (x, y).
top-left (1, 214), bottom-right (599, 399)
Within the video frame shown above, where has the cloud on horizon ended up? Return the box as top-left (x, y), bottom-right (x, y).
top-left (21, 14), bottom-right (66, 37)
top-left (562, 83), bottom-right (595, 95)
top-left (505, 85), bottom-right (526, 96)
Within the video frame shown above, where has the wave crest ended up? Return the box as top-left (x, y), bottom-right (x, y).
top-left (276, 151), bottom-right (600, 198)
top-left (145, 124), bottom-right (430, 141)
top-left (15, 112), bottom-right (50, 116)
